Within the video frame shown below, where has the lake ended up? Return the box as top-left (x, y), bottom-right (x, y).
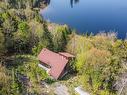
top-left (41, 0), bottom-right (127, 39)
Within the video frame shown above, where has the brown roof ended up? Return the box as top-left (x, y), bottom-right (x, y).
top-left (59, 52), bottom-right (75, 58)
top-left (38, 48), bottom-right (70, 79)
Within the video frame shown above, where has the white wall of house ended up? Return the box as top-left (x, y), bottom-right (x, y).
top-left (38, 64), bottom-right (50, 73)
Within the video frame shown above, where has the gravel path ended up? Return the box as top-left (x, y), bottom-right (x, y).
top-left (54, 83), bottom-right (69, 95)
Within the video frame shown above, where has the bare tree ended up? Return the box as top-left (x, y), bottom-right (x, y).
top-left (115, 60), bottom-right (127, 95)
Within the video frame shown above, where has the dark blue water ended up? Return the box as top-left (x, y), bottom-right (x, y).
top-left (41, 0), bottom-right (127, 39)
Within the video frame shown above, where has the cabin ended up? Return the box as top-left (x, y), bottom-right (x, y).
top-left (38, 48), bottom-right (75, 79)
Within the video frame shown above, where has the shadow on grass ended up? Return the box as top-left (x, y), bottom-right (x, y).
top-left (60, 71), bottom-right (77, 81)
top-left (5, 55), bottom-right (33, 69)
top-left (44, 77), bottom-right (56, 84)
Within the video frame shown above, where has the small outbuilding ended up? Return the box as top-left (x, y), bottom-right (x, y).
top-left (38, 48), bottom-right (74, 79)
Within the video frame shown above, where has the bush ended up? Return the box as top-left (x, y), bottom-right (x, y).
top-left (0, 64), bottom-right (11, 95)
top-left (44, 77), bottom-right (56, 84)
top-left (0, 30), bottom-right (5, 56)
top-left (66, 34), bottom-right (126, 95)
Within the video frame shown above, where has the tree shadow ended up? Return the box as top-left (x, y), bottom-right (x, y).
top-left (4, 55), bottom-right (32, 69)
top-left (70, 0), bottom-right (80, 8)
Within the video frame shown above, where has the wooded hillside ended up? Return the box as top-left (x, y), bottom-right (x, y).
top-left (0, 1), bottom-right (127, 95)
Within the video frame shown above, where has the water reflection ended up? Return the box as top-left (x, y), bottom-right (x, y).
top-left (41, 0), bottom-right (127, 39)
top-left (70, 0), bottom-right (79, 8)
top-left (32, 0), bottom-right (51, 8)
top-left (43, 0), bottom-right (79, 8)
top-left (44, 0), bottom-right (50, 5)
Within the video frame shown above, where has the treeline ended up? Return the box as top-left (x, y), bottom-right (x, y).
top-left (0, 0), bottom-right (127, 95)
top-left (0, 0), bottom-right (71, 55)
top-left (1, 0), bottom-right (48, 9)
top-left (66, 33), bottom-right (127, 95)
top-left (0, 1), bottom-right (71, 94)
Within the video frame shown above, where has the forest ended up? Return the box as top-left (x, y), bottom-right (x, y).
top-left (0, 0), bottom-right (127, 95)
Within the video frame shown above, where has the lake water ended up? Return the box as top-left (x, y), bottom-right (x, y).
top-left (41, 0), bottom-right (127, 39)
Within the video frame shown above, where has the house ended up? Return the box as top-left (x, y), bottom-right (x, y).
top-left (38, 48), bottom-right (74, 79)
